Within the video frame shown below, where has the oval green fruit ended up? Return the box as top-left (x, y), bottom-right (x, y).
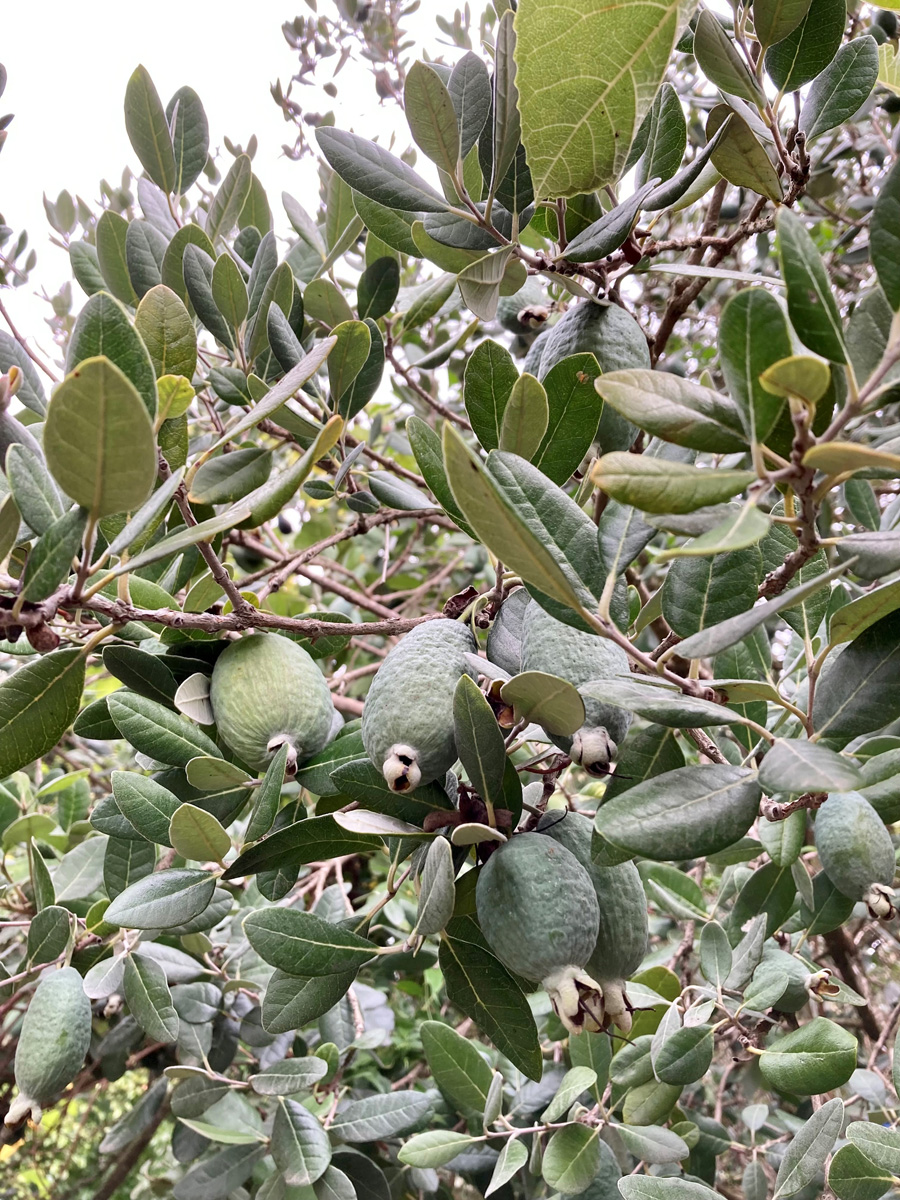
top-left (538, 810), bottom-right (648, 1030)
top-left (815, 791), bottom-right (897, 917)
top-left (7, 966), bottom-right (92, 1125)
top-left (361, 619), bottom-right (476, 792)
top-left (476, 832), bottom-right (603, 1032)
top-left (210, 632), bottom-right (335, 774)
top-left (521, 603), bottom-right (632, 775)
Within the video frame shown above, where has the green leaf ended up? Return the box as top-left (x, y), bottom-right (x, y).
top-left (563, 181), bottom-right (664, 264)
top-left (125, 219), bottom-right (167, 299)
top-left (357, 257), bottom-right (400, 322)
top-left (399, 1131), bottom-right (480, 1168)
top-left (617, 1125), bottom-right (690, 1165)
top-left (188, 448), bottom-right (272, 507)
top-left (53, 836), bottom-right (108, 901)
top-left (765, 0), bottom-right (846, 90)
top-left (871, 159), bottom-right (900, 312)
top-left (317, 127), bottom-right (449, 213)
top-left (486, 1138), bottom-right (528, 1196)
top-left (5, 444), bottom-right (63, 535)
top-left (464, 339), bottom-right (518, 452)
top-left (529, 353), bottom-right (603, 485)
top-left (500, 671), bottom-right (585, 737)
top-left (0, 492), bottom-right (19, 562)
top-left (211, 253), bottom-right (248, 328)
top-left (420, 1019), bottom-right (493, 1120)
top-left (44, 358), bottom-right (157, 520)
top-left (443, 427), bottom-right (584, 612)
top-left (245, 742), bottom-right (288, 843)
top-left (272, 1099), bottom-right (331, 1186)
top-left (108, 692), bottom-right (221, 767)
top-left (262, 969), bottom-right (356, 1035)
top-left (66, 291), bottom-right (159, 419)
top-left (330, 1092), bottom-right (432, 1142)
top-left (543, 1125), bottom-right (600, 1194)
top-left (846, 1123), bottom-right (900, 1175)
top-left (330, 758), bottom-right (455, 826)
top-left (658, 505), bottom-right (771, 561)
top-left (581, 679), bottom-right (745, 728)
top-left (171, 1144), bottom-right (266, 1200)
top-left (439, 915), bottom-right (542, 1080)
top-left (836, 530), bottom-right (900, 581)
top-left (774, 1098), bottom-right (844, 1199)
top-left (453, 675), bottom-right (508, 812)
top-left (776, 208), bottom-right (846, 363)
top-left (134, 285), bottom-right (197, 380)
top-left (654, 1025), bottom-right (715, 1085)
top-left (20, 506), bottom-right (88, 602)
top-left (758, 740), bottom-right (862, 793)
top-left (100, 1077), bottom-right (169, 1153)
top-left (799, 37), bottom-right (880, 141)
top-left (228, 812), bottom-right (381, 880)
top-left (249, 1058), bottom-right (328, 1096)
top-left (206, 154), bottom-right (252, 244)
top-left (458, 247), bottom-right (515, 321)
top-left (499, 374), bottom-right (548, 460)
top-left (0, 648), bottom-right (86, 777)
top-left (416, 836), bottom-right (456, 936)
top-left (405, 61), bottom-right (461, 176)
top-left (112, 768), bottom-right (183, 844)
top-left (27, 904), bottom-right (71, 966)
top-left (618, 1179), bottom-right (716, 1200)
top-left (708, 106), bottom-right (783, 203)
top-left (595, 763), bottom-right (762, 860)
top-left (755, 0), bottom-right (813, 52)
top-left (670, 559), bottom-right (848, 660)
top-left (637, 83), bottom-right (687, 186)
top-left (813, 609), bottom-right (900, 738)
top-left (542, 1066), bottom-right (598, 1121)
top-left (761, 355), bottom-right (832, 407)
top-left (167, 85), bottom-right (209, 195)
top-left (514, 0), bottom-right (688, 198)
top-left (103, 833), bottom-right (155, 899)
top-left (169, 803), bottom-right (230, 863)
top-left (664, 549), bottom-right (762, 638)
top-left (96, 211), bottom-right (139, 306)
top-left (759, 1017), bottom-right (858, 1094)
top-left (243, 908), bottom-right (377, 975)
top-left (829, 1144), bottom-right (896, 1200)
top-left (596, 370), bottom-right (747, 453)
top-left (124, 951), bottom-right (179, 1042)
top-left (489, 12), bottom-right (522, 203)
top-left (124, 65), bottom-right (177, 194)
top-left (105, 867), bottom-right (216, 928)
top-left (407, 416), bottom-right (474, 535)
top-left (246, 262), bottom-right (294, 363)
top-left (327, 320), bottom-right (371, 403)
top-left (719, 288), bottom-right (796, 452)
top-left (449, 52), bottom-right (492, 159)
top-left (694, 11), bottom-right (766, 103)
top-left (592, 453), bottom-right (755, 514)
top-left (699, 921), bottom-right (732, 988)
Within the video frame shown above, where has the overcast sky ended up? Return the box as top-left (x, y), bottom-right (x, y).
top-left (2, 1), bottom-right (447, 367)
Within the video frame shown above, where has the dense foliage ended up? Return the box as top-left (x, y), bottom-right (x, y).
top-left (1, 1), bottom-right (900, 1196)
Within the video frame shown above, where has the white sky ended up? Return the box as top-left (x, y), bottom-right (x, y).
top-left (2, 1), bottom-right (447, 368)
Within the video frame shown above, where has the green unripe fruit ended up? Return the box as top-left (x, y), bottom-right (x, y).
top-left (486, 587), bottom-right (530, 676)
top-left (210, 632), bottom-right (335, 775)
top-left (361, 619), bottom-right (476, 792)
top-left (874, 9), bottom-right (898, 35)
top-left (538, 810), bottom-right (648, 1031)
top-left (476, 832), bottom-right (603, 1032)
top-left (522, 326), bottom-right (552, 376)
top-left (521, 603), bottom-right (632, 775)
top-left (496, 280), bottom-right (549, 334)
top-left (7, 967), bottom-right (92, 1125)
top-left (815, 791), bottom-right (897, 918)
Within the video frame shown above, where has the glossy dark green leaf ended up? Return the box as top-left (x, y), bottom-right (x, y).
top-left (0, 648), bottom-right (86, 777)
top-left (814, 609), bottom-right (900, 738)
top-left (765, 0), bottom-right (845, 89)
top-left (595, 763), bottom-right (762, 860)
top-left (799, 37), bottom-right (879, 141)
top-left (226, 814), bottom-right (380, 879)
top-left (27, 905), bottom-right (71, 966)
top-left (182, 246), bottom-right (235, 350)
top-left (597, 370), bottom-right (746, 453)
top-left (449, 52), bottom-right (492, 158)
top-left (592, 453), bottom-right (754, 515)
top-left (774, 1098), bottom-right (844, 1199)
top-left (759, 1017), bottom-right (857, 1094)
top-left (694, 11), bottom-right (766, 103)
top-left (777, 208), bottom-right (846, 362)
top-left (125, 219), bottom-right (167, 299)
top-left (317, 127), bottom-right (449, 213)
top-left (439, 915), bottom-right (542, 1080)
top-left (108, 692), bottom-right (221, 767)
top-left (19, 505), bottom-right (88, 602)
top-left (206, 154), bottom-right (252, 244)
top-left (172, 1143), bottom-right (266, 1200)
top-left (166, 85), bottom-right (209, 195)
top-left (103, 833), bottom-right (155, 899)
top-left (262, 968), bottom-right (356, 1034)
top-left (829, 1144), bottom-right (895, 1200)
top-left (357, 257), bottom-right (400, 322)
top-left (758, 740), bottom-right (862, 793)
top-left (244, 908), bottom-right (377, 975)
top-left (331, 1091), bottom-right (432, 1142)
top-left (96, 211), bottom-right (139, 306)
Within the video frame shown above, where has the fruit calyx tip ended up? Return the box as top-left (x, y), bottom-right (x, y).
top-left (383, 745), bottom-right (422, 793)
